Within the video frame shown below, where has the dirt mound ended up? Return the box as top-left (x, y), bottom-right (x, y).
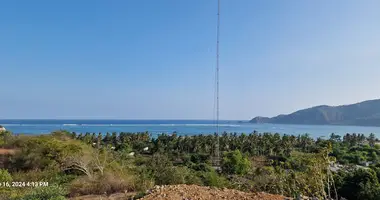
top-left (140, 184), bottom-right (290, 200)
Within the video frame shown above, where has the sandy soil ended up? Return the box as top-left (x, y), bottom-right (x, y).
top-left (69, 185), bottom-right (291, 200)
top-left (0, 148), bottom-right (16, 155)
top-left (70, 192), bottom-right (136, 200)
top-left (140, 184), bottom-right (291, 200)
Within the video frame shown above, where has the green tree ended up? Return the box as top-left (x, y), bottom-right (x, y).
top-left (103, 132), bottom-right (111, 145)
top-left (369, 133), bottom-right (376, 147)
top-left (97, 133), bottom-right (102, 148)
top-left (329, 133), bottom-right (341, 142)
top-left (111, 132), bottom-right (118, 147)
top-left (146, 153), bottom-right (174, 185)
top-left (70, 132), bottom-right (77, 139)
top-left (83, 132), bottom-right (91, 144)
top-left (221, 150), bottom-right (251, 175)
top-left (0, 131), bottom-right (12, 147)
top-left (370, 151), bottom-right (379, 163)
top-left (337, 168), bottom-right (380, 200)
top-left (91, 133), bottom-right (96, 144)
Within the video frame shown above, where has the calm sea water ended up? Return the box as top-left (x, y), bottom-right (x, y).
top-left (1, 119), bottom-right (380, 138)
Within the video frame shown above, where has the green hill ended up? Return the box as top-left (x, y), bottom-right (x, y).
top-left (250, 99), bottom-right (380, 126)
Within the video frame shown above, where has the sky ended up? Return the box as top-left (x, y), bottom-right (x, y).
top-left (1, 0), bottom-right (380, 120)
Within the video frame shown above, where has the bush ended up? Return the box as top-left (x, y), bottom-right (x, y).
top-left (190, 153), bottom-right (211, 164)
top-left (222, 150), bottom-right (251, 175)
top-left (69, 172), bottom-right (135, 196)
top-left (11, 169), bottom-right (60, 183)
top-left (9, 135), bottom-right (83, 172)
top-left (200, 170), bottom-right (230, 188)
top-left (139, 153), bottom-right (203, 186)
top-left (0, 131), bottom-right (13, 147)
top-left (13, 184), bottom-right (67, 200)
top-left (0, 169), bottom-right (12, 182)
top-left (146, 154), bottom-right (174, 185)
top-left (134, 166), bottom-right (155, 192)
top-left (189, 163), bottom-right (214, 172)
top-left (336, 168), bottom-right (380, 200)
top-left (0, 170), bottom-right (15, 200)
top-left (170, 166), bottom-right (203, 185)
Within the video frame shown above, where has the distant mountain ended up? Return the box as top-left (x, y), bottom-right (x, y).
top-left (250, 99), bottom-right (380, 127)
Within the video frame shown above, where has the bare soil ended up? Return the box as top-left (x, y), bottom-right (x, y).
top-left (0, 148), bottom-right (16, 155)
top-left (140, 184), bottom-right (291, 200)
top-left (70, 192), bottom-right (137, 200)
top-left (70, 185), bottom-right (292, 200)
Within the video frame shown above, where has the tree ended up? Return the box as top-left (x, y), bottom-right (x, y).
top-left (329, 133), bottom-right (341, 142)
top-left (369, 133), bottom-right (376, 147)
top-left (370, 151), bottom-right (379, 163)
top-left (97, 133), bottom-right (102, 148)
top-left (111, 132), bottom-right (118, 147)
top-left (0, 131), bottom-right (12, 147)
top-left (221, 150), bottom-right (251, 175)
top-left (147, 153), bottom-right (176, 185)
top-left (63, 145), bottom-right (112, 180)
top-left (10, 135), bottom-right (80, 171)
top-left (103, 132), bottom-right (111, 145)
top-left (71, 132), bottom-right (77, 139)
top-left (336, 168), bottom-right (380, 200)
top-left (83, 132), bottom-right (91, 144)
top-left (91, 133), bottom-right (96, 144)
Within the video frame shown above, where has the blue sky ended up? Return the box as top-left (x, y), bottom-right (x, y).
top-left (1, 0), bottom-right (380, 120)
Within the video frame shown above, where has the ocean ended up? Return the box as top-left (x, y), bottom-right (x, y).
top-left (1, 119), bottom-right (380, 138)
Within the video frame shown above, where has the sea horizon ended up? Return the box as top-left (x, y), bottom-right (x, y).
top-left (2, 119), bottom-right (380, 138)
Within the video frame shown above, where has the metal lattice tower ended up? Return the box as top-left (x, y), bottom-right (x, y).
top-left (214, 0), bottom-right (221, 168)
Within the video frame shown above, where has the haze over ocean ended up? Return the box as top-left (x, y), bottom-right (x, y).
top-left (1, 119), bottom-right (380, 138)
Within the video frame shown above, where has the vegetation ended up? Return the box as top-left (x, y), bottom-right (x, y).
top-left (1, 130), bottom-right (380, 199)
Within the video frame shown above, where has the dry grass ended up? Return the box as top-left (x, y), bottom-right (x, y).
top-left (69, 172), bottom-right (136, 197)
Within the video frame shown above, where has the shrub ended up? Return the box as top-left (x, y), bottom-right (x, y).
top-left (222, 150), bottom-right (251, 175)
top-left (170, 166), bottom-right (203, 185)
top-left (190, 153), bottom-right (211, 164)
top-left (0, 169), bottom-right (15, 200)
top-left (146, 153), bottom-right (173, 185)
top-left (11, 169), bottom-right (60, 183)
top-left (336, 168), bottom-right (380, 200)
top-left (200, 169), bottom-right (230, 188)
top-left (9, 135), bottom-right (83, 172)
top-left (13, 184), bottom-right (67, 200)
top-left (0, 131), bottom-right (13, 147)
top-left (0, 169), bottom-right (12, 182)
top-left (189, 163), bottom-right (214, 172)
top-left (69, 172), bottom-right (135, 196)
top-left (134, 166), bottom-right (155, 192)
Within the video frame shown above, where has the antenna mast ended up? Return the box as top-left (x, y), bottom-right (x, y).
top-left (215, 0), bottom-right (221, 167)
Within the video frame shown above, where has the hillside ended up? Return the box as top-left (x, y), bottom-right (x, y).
top-left (250, 99), bottom-right (380, 126)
